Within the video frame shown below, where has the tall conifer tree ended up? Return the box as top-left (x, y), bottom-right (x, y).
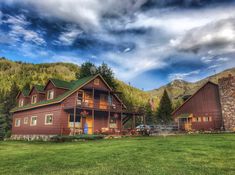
top-left (156, 89), bottom-right (173, 124)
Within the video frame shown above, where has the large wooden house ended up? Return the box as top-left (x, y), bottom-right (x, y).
top-left (172, 81), bottom-right (223, 131)
top-left (11, 74), bottom-right (135, 138)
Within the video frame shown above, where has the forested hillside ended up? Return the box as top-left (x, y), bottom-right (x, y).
top-left (0, 57), bottom-right (150, 108)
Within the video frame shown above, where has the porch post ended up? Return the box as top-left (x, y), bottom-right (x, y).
top-left (108, 91), bottom-right (111, 129)
top-left (92, 87), bottom-right (95, 134)
top-left (178, 118), bottom-right (180, 131)
top-left (73, 91), bottom-right (78, 135)
top-left (120, 105), bottom-right (123, 133)
top-left (132, 114), bottom-right (136, 129)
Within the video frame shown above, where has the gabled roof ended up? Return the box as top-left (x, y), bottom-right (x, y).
top-left (172, 81), bottom-right (218, 116)
top-left (28, 84), bottom-right (45, 96)
top-left (16, 88), bottom-right (30, 98)
top-left (11, 75), bottom-right (97, 112)
top-left (46, 78), bottom-right (71, 90)
top-left (22, 89), bottom-right (30, 96)
top-left (34, 85), bottom-right (45, 93)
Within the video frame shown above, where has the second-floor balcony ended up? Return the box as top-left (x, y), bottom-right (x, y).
top-left (75, 98), bottom-right (122, 111)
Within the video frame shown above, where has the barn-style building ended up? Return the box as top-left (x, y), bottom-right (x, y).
top-left (172, 81), bottom-right (223, 131)
top-left (11, 74), bottom-right (137, 138)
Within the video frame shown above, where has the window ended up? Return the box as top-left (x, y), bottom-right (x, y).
top-left (68, 114), bottom-right (81, 128)
top-left (204, 116), bottom-right (212, 122)
top-left (19, 99), bottom-right (24, 107)
top-left (30, 116), bottom-right (37, 126)
top-left (109, 114), bottom-right (118, 128)
top-left (94, 78), bottom-right (100, 85)
top-left (45, 114), bottom-right (53, 125)
top-left (47, 90), bottom-right (54, 100)
top-left (31, 95), bottom-right (37, 104)
top-left (24, 117), bottom-right (28, 124)
top-left (15, 118), bottom-right (21, 127)
top-left (193, 117), bottom-right (201, 122)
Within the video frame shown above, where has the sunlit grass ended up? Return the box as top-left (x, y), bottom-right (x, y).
top-left (0, 134), bottom-right (234, 175)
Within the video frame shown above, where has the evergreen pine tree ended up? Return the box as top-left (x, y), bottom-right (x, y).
top-left (2, 82), bottom-right (19, 133)
top-left (75, 62), bottom-right (97, 79)
top-left (97, 62), bottom-right (117, 90)
top-left (156, 89), bottom-right (173, 124)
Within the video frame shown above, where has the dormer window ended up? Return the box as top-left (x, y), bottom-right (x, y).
top-left (47, 90), bottom-right (54, 100)
top-left (31, 95), bottom-right (37, 104)
top-left (19, 99), bottom-right (24, 107)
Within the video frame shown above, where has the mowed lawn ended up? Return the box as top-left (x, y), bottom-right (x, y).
top-left (0, 134), bottom-right (235, 175)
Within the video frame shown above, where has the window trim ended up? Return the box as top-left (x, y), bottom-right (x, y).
top-left (94, 78), bottom-right (100, 85)
top-left (31, 95), bottom-right (37, 104)
top-left (19, 99), bottom-right (24, 107)
top-left (47, 90), bottom-right (54, 100)
top-left (30, 116), bottom-right (37, 126)
top-left (24, 117), bottom-right (28, 124)
top-left (15, 118), bottom-right (21, 127)
top-left (45, 114), bottom-right (53, 125)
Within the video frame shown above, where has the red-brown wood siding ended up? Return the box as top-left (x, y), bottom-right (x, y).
top-left (173, 82), bottom-right (223, 130)
top-left (17, 93), bottom-right (30, 106)
top-left (28, 88), bottom-right (45, 103)
top-left (44, 81), bottom-right (68, 99)
top-left (12, 104), bottom-right (64, 135)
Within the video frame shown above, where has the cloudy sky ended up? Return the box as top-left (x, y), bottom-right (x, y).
top-left (0, 0), bottom-right (235, 90)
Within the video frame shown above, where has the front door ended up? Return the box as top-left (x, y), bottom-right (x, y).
top-left (86, 116), bottom-right (93, 134)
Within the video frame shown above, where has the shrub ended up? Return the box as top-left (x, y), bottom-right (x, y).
top-left (50, 134), bottom-right (104, 142)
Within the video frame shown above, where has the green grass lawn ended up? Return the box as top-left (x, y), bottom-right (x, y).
top-left (0, 134), bottom-right (235, 175)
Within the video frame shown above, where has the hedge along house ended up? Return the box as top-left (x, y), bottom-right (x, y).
top-left (172, 81), bottom-right (223, 131)
top-left (11, 74), bottom-right (139, 138)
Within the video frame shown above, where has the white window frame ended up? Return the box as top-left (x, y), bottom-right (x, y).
top-left (45, 114), bottom-right (53, 125)
top-left (31, 95), bottom-right (37, 104)
top-left (47, 90), bottom-right (54, 100)
top-left (19, 99), bottom-right (24, 107)
top-left (15, 118), bottom-right (21, 127)
top-left (24, 117), bottom-right (28, 124)
top-left (30, 116), bottom-right (37, 126)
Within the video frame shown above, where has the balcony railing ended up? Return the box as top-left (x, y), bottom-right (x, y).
top-left (75, 99), bottom-right (122, 111)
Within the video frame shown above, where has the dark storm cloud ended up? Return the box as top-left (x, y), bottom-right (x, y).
top-left (141, 0), bottom-right (235, 10)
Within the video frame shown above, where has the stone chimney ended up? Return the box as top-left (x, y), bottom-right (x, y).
top-left (218, 74), bottom-right (235, 131)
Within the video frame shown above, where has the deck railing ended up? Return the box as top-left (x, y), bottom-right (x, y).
top-left (75, 99), bottom-right (122, 111)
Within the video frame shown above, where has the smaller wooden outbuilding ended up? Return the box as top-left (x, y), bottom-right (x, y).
top-left (172, 81), bottom-right (223, 131)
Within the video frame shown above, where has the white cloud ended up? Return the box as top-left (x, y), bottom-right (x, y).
top-left (168, 70), bottom-right (200, 81)
top-left (57, 27), bottom-right (83, 45)
top-left (2, 15), bottom-right (46, 45)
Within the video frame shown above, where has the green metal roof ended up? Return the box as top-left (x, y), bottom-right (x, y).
top-left (49, 79), bottom-right (71, 89)
top-left (22, 88), bottom-right (30, 96)
top-left (34, 85), bottom-right (45, 93)
top-left (11, 75), bottom-right (96, 112)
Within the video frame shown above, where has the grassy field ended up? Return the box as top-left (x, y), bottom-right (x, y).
top-left (0, 134), bottom-right (235, 175)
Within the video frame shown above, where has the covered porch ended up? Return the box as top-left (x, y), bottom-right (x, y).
top-left (176, 113), bottom-right (193, 131)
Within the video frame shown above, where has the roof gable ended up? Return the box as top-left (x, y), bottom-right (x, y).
top-left (172, 81), bottom-right (218, 115)
top-left (16, 88), bottom-right (30, 99)
top-left (44, 79), bottom-right (71, 90)
top-left (28, 85), bottom-right (45, 96)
